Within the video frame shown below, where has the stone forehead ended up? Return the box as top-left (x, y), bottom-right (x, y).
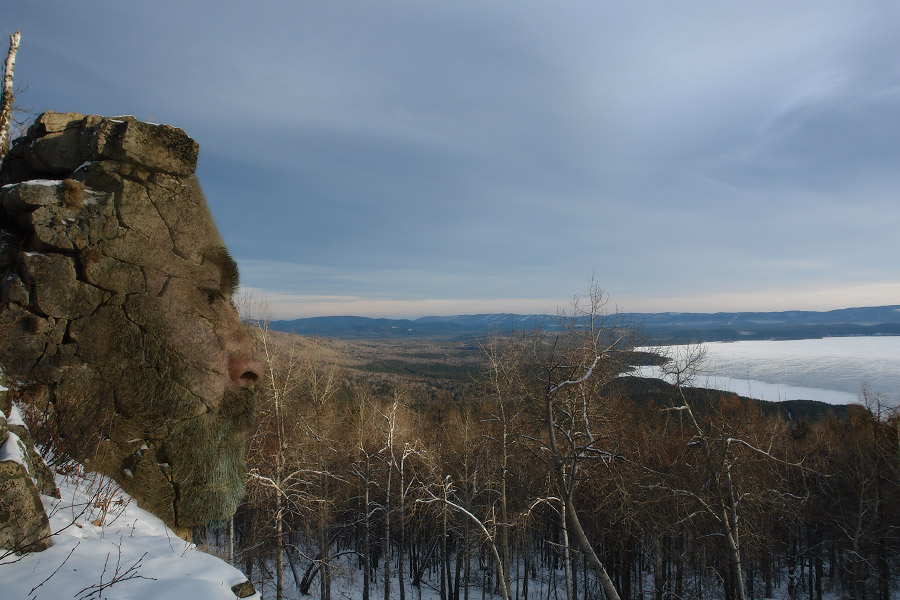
top-left (1, 113), bottom-right (220, 279)
top-left (2, 111), bottom-right (199, 180)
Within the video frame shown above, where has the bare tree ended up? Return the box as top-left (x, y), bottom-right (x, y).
top-left (488, 282), bottom-right (627, 600)
top-left (535, 285), bottom-right (626, 600)
top-left (655, 344), bottom-right (813, 600)
top-left (481, 335), bottom-right (523, 597)
top-left (0, 31), bottom-right (21, 161)
top-left (418, 477), bottom-right (511, 600)
top-left (349, 384), bottom-right (381, 600)
top-left (242, 299), bottom-right (304, 600)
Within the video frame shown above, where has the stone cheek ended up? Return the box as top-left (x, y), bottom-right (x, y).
top-left (30, 111), bottom-right (90, 136)
top-left (22, 253), bottom-right (105, 320)
top-left (68, 306), bottom-right (142, 367)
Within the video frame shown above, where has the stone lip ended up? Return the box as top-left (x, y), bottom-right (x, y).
top-left (1, 111), bottom-right (199, 184)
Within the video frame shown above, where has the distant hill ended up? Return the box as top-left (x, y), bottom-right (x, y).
top-left (269, 305), bottom-right (900, 342)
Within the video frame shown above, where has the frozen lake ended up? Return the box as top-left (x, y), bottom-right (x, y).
top-left (634, 336), bottom-right (900, 406)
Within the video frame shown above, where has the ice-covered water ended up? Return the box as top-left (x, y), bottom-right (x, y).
top-left (635, 336), bottom-right (900, 406)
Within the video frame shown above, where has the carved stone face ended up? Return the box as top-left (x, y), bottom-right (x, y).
top-left (0, 113), bottom-right (262, 529)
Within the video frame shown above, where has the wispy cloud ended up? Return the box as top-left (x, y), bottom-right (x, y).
top-left (14, 1), bottom-right (900, 318)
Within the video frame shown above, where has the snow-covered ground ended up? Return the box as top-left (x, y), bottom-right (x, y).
top-left (635, 336), bottom-right (900, 405)
top-left (0, 466), bottom-right (259, 600)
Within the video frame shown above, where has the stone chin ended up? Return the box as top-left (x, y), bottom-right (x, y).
top-left (162, 386), bottom-right (258, 527)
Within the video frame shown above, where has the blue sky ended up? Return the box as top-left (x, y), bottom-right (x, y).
top-left (8, 1), bottom-right (900, 318)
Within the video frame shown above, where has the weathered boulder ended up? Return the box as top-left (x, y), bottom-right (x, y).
top-left (232, 580), bottom-right (258, 598)
top-left (4, 406), bottom-right (60, 499)
top-left (0, 386), bottom-right (57, 553)
top-left (0, 447), bottom-right (52, 553)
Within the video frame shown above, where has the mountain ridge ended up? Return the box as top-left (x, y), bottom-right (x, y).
top-left (268, 305), bottom-right (900, 342)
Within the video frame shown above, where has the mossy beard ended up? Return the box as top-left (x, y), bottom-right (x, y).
top-left (112, 297), bottom-right (259, 529)
top-left (159, 384), bottom-right (257, 528)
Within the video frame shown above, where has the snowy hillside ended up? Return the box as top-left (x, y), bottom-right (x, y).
top-left (0, 465), bottom-right (258, 600)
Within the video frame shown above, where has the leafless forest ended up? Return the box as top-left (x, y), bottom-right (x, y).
top-left (224, 295), bottom-right (899, 600)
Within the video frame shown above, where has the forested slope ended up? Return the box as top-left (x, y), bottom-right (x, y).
top-left (231, 322), bottom-right (897, 600)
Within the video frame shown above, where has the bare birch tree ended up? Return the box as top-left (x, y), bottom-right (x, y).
top-left (242, 298), bottom-right (305, 600)
top-left (535, 285), bottom-right (626, 600)
top-left (0, 31), bottom-right (21, 161)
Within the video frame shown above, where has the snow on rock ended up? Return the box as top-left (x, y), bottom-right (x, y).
top-left (24, 179), bottom-right (63, 187)
top-left (0, 431), bottom-right (27, 468)
top-left (0, 468), bottom-right (259, 599)
top-left (5, 404), bottom-right (25, 427)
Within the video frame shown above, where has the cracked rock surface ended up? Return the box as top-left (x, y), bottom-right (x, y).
top-left (0, 112), bottom-right (259, 544)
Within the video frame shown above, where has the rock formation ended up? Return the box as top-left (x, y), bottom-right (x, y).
top-left (0, 112), bottom-right (262, 546)
top-left (0, 369), bottom-right (58, 552)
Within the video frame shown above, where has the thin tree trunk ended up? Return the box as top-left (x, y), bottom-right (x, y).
top-left (441, 497), bottom-right (448, 600)
top-left (286, 546), bottom-right (304, 594)
top-left (384, 461), bottom-right (392, 600)
top-left (500, 418), bottom-right (511, 596)
top-left (227, 516), bottom-right (234, 565)
top-left (722, 466), bottom-right (747, 600)
top-left (0, 31), bottom-right (20, 160)
top-left (363, 461), bottom-right (371, 600)
top-left (320, 470), bottom-right (331, 600)
top-left (464, 521), bottom-right (471, 600)
top-left (454, 544), bottom-right (463, 600)
top-left (654, 533), bottom-right (664, 600)
top-left (544, 389), bottom-right (621, 600)
top-left (561, 501), bottom-right (574, 600)
top-left (523, 535), bottom-right (530, 600)
top-left (399, 460), bottom-right (407, 600)
top-left (276, 486), bottom-right (284, 600)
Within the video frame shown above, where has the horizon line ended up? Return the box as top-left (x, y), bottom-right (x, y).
top-left (267, 303), bottom-right (900, 322)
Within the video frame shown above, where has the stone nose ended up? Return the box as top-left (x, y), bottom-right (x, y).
top-left (227, 325), bottom-right (264, 387)
top-left (229, 351), bottom-right (262, 387)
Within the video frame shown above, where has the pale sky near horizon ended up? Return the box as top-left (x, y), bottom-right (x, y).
top-left (7, 1), bottom-right (900, 318)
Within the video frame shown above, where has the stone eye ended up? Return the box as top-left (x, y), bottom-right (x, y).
top-left (201, 288), bottom-right (224, 305)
